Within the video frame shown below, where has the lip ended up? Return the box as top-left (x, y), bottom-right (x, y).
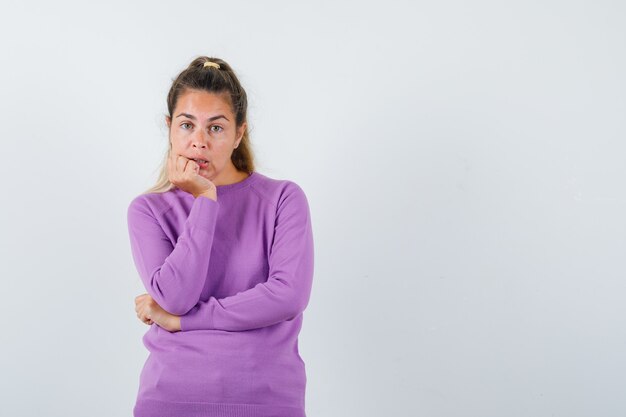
top-left (191, 158), bottom-right (210, 169)
top-left (188, 156), bottom-right (210, 163)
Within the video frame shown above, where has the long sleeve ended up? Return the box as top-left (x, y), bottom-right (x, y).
top-left (127, 194), bottom-right (220, 315)
top-left (179, 183), bottom-right (314, 332)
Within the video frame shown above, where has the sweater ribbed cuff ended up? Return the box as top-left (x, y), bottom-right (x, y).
top-left (180, 300), bottom-right (215, 332)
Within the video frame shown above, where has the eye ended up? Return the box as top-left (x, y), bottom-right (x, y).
top-left (180, 122), bottom-right (193, 130)
top-left (210, 125), bottom-right (224, 133)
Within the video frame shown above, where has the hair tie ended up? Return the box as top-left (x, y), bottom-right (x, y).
top-left (203, 61), bottom-right (221, 69)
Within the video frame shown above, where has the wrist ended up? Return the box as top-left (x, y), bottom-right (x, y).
top-left (196, 191), bottom-right (216, 201)
top-left (171, 315), bottom-right (182, 332)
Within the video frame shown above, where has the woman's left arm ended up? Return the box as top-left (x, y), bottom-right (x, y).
top-left (178, 183), bottom-right (315, 332)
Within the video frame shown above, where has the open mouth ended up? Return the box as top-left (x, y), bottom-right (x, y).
top-left (191, 158), bottom-right (210, 165)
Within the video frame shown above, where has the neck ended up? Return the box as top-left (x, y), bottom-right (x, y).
top-left (211, 166), bottom-right (249, 186)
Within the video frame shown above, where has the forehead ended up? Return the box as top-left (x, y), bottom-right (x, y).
top-left (176, 89), bottom-right (233, 117)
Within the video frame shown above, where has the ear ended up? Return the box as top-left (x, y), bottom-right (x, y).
top-left (165, 116), bottom-right (173, 149)
top-left (236, 122), bottom-right (247, 147)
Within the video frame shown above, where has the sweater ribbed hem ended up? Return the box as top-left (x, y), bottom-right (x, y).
top-left (133, 398), bottom-right (306, 417)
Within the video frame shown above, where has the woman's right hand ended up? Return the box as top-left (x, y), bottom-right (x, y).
top-left (167, 151), bottom-right (217, 201)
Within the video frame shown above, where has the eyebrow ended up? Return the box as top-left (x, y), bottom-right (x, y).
top-left (176, 112), bottom-right (229, 122)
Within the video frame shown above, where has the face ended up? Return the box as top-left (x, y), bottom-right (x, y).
top-left (166, 89), bottom-right (246, 183)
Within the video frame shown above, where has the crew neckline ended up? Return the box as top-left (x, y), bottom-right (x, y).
top-left (215, 171), bottom-right (258, 194)
top-left (175, 171), bottom-right (259, 197)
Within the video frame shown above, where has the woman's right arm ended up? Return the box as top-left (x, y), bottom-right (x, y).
top-left (127, 194), bottom-right (219, 315)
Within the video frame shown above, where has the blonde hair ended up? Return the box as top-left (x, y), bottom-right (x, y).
top-left (142, 56), bottom-right (256, 195)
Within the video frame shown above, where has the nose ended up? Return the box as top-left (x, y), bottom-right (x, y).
top-left (191, 130), bottom-right (209, 149)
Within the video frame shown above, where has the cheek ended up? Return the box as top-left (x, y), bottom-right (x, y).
top-left (169, 143), bottom-right (181, 154)
top-left (213, 145), bottom-right (230, 158)
top-left (169, 136), bottom-right (188, 151)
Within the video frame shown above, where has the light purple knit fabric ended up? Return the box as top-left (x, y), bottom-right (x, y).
top-left (126, 171), bottom-right (314, 417)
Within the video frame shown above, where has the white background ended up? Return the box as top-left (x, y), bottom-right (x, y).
top-left (0, 1), bottom-right (625, 416)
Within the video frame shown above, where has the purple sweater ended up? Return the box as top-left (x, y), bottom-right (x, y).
top-left (126, 171), bottom-right (314, 417)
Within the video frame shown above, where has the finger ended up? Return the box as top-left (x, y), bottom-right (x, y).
top-left (137, 303), bottom-right (147, 317)
top-left (185, 159), bottom-right (199, 175)
top-left (137, 311), bottom-right (152, 325)
top-left (176, 154), bottom-right (189, 173)
top-left (168, 151), bottom-right (181, 176)
top-left (183, 156), bottom-right (198, 175)
top-left (171, 154), bottom-right (183, 181)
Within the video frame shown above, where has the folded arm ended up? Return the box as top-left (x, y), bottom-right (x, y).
top-left (127, 194), bottom-right (219, 315)
top-left (179, 183), bottom-right (314, 332)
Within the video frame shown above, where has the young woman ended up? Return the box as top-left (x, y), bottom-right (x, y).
top-left (127, 56), bottom-right (315, 417)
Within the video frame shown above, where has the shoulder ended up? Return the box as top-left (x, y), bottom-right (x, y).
top-left (250, 172), bottom-right (310, 208)
top-left (127, 189), bottom-right (177, 220)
